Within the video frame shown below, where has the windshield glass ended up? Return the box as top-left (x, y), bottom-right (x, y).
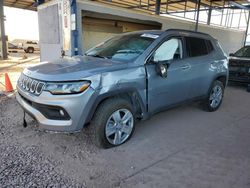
top-left (85, 33), bottom-right (157, 63)
top-left (234, 46), bottom-right (250, 58)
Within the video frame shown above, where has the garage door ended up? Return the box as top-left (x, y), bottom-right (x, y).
top-left (82, 17), bottom-right (161, 51)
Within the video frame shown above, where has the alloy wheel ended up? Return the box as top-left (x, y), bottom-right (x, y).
top-left (209, 85), bottom-right (223, 108)
top-left (105, 109), bottom-right (134, 145)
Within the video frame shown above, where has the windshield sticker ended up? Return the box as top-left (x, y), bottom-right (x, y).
top-left (141, 33), bottom-right (159, 39)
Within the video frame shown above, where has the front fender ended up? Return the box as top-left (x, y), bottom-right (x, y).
top-left (85, 86), bottom-right (148, 124)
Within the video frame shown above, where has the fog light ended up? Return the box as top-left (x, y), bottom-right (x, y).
top-left (59, 110), bottom-right (65, 116)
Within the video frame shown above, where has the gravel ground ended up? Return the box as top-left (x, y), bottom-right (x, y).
top-left (0, 96), bottom-right (86, 187)
top-left (0, 86), bottom-right (250, 188)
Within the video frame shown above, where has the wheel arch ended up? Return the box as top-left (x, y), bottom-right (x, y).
top-left (85, 88), bottom-right (147, 124)
top-left (205, 74), bottom-right (227, 96)
top-left (215, 75), bottom-right (227, 87)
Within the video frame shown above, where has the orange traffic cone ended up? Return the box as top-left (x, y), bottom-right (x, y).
top-left (5, 73), bottom-right (13, 92)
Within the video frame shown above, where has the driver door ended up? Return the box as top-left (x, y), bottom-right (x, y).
top-left (145, 37), bottom-right (192, 114)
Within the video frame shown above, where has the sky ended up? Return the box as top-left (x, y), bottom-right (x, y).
top-left (4, 7), bottom-right (39, 41)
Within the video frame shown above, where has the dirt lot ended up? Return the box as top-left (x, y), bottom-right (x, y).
top-left (0, 52), bottom-right (40, 91)
top-left (0, 84), bottom-right (250, 187)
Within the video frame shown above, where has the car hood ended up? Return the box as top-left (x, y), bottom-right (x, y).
top-left (229, 56), bottom-right (250, 61)
top-left (23, 56), bottom-right (128, 81)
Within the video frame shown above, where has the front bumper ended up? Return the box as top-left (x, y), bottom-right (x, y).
top-left (229, 72), bottom-right (250, 84)
top-left (16, 85), bottom-right (95, 132)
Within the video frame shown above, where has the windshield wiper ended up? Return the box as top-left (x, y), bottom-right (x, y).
top-left (116, 50), bottom-right (142, 54)
top-left (85, 54), bottom-right (109, 59)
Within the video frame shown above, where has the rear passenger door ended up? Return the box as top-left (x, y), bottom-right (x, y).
top-left (184, 37), bottom-right (214, 99)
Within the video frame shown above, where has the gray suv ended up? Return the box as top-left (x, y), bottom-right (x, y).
top-left (16, 29), bottom-right (228, 148)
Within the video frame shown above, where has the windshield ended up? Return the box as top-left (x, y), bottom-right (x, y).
top-left (85, 33), bottom-right (157, 63)
top-left (234, 46), bottom-right (250, 58)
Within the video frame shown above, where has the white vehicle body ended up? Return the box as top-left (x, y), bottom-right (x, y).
top-left (23, 41), bottom-right (40, 53)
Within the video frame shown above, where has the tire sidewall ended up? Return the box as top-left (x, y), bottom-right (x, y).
top-left (93, 98), bottom-right (135, 148)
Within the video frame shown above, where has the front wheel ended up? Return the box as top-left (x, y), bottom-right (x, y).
top-left (91, 98), bottom-right (135, 148)
top-left (203, 80), bottom-right (224, 112)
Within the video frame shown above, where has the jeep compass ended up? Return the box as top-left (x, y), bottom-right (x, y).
top-left (16, 29), bottom-right (228, 148)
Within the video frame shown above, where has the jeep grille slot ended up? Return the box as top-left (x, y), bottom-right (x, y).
top-left (18, 74), bottom-right (45, 95)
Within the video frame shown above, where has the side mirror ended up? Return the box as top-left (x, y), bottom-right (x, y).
top-left (229, 53), bottom-right (235, 57)
top-left (155, 63), bottom-right (168, 78)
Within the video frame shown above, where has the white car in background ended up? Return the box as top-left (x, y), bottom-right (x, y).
top-left (23, 41), bottom-right (39, 53)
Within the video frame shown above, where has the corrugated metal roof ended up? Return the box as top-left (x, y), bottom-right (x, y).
top-left (3, 0), bottom-right (250, 12)
top-left (4, 0), bottom-right (50, 11)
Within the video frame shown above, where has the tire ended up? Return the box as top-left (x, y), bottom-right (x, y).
top-left (91, 97), bottom-right (135, 148)
top-left (27, 47), bottom-right (34, 53)
top-left (247, 84), bottom-right (250, 92)
top-left (203, 80), bottom-right (224, 112)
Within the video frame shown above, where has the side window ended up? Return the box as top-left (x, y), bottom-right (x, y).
top-left (186, 37), bottom-right (208, 57)
top-left (153, 38), bottom-right (183, 62)
top-left (206, 40), bottom-right (214, 53)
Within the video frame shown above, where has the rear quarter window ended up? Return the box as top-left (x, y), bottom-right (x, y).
top-left (206, 40), bottom-right (214, 53)
top-left (186, 37), bottom-right (209, 57)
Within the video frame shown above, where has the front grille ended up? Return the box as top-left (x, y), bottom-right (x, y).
top-left (18, 74), bottom-right (45, 95)
top-left (229, 60), bottom-right (250, 67)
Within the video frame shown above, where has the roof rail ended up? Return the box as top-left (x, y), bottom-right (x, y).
top-left (165, 29), bottom-right (210, 37)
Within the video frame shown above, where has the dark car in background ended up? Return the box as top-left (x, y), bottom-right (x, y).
top-left (8, 42), bottom-right (19, 53)
top-left (229, 46), bottom-right (250, 84)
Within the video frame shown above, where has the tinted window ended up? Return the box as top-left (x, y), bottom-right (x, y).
top-left (186, 37), bottom-right (208, 57)
top-left (234, 46), bottom-right (250, 58)
top-left (27, 41), bottom-right (38, 44)
top-left (206, 40), bottom-right (214, 53)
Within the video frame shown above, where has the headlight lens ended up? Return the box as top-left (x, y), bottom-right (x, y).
top-left (44, 81), bottom-right (90, 95)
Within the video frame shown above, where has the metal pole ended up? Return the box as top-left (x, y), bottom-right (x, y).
top-left (71, 0), bottom-right (78, 55)
top-left (0, 0), bottom-right (7, 60)
top-left (220, 0), bottom-right (225, 26)
top-left (207, 7), bottom-right (212, 25)
top-left (244, 11), bottom-right (250, 46)
top-left (155, 0), bottom-right (161, 15)
top-left (184, 0), bottom-right (187, 18)
top-left (195, 0), bottom-right (201, 31)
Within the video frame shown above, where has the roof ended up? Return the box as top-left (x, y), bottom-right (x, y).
top-left (3, 0), bottom-right (250, 12)
top-left (114, 29), bottom-right (214, 41)
top-left (4, 0), bottom-right (45, 11)
top-left (94, 0), bottom-right (250, 14)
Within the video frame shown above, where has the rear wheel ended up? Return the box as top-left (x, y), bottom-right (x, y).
top-left (27, 47), bottom-right (34, 53)
top-left (91, 98), bottom-right (135, 148)
top-left (203, 80), bottom-right (224, 112)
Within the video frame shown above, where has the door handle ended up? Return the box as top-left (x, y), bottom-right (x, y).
top-left (181, 64), bottom-right (191, 70)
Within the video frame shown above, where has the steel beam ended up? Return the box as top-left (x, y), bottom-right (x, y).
top-left (0, 0), bottom-right (7, 60)
top-left (155, 0), bottom-right (161, 15)
top-left (195, 0), bottom-right (201, 31)
top-left (229, 1), bottom-right (250, 11)
top-left (244, 11), bottom-right (250, 45)
top-left (207, 7), bottom-right (212, 25)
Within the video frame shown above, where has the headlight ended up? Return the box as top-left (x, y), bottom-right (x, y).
top-left (44, 81), bottom-right (90, 95)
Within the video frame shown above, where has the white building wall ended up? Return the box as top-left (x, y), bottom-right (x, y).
top-left (78, 0), bottom-right (245, 55)
top-left (38, 0), bottom-right (245, 61)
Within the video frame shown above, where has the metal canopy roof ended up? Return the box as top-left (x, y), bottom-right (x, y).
top-left (4, 0), bottom-right (46, 11)
top-left (3, 0), bottom-right (250, 12)
top-left (95, 0), bottom-right (250, 14)
top-left (3, 0), bottom-right (250, 30)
